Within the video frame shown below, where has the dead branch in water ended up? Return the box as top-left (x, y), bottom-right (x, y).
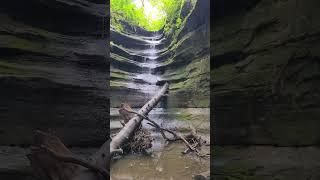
top-left (27, 82), bottom-right (208, 180)
top-left (119, 105), bottom-right (209, 157)
top-left (116, 103), bottom-right (209, 157)
top-left (144, 118), bottom-right (209, 157)
top-left (110, 83), bottom-right (169, 156)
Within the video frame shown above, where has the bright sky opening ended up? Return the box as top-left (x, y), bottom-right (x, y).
top-left (133, 0), bottom-right (166, 24)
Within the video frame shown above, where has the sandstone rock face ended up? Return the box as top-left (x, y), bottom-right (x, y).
top-left (110, 0), bottom-right (210, 108)
top-left (0, 0), bottom-right (109, 146)
top-left (212, 0), bottom-right (320, 146)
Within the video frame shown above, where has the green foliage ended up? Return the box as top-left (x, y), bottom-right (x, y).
top-left (111, 0), bottom-right (185, 32)
top-left (176, 18), bottom-right (182, 29)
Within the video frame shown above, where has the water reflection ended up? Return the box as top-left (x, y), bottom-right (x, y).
top-left (111, 143), bottom-right (209, 180)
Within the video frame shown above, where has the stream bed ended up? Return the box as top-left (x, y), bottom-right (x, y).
top-left (110, 108), bottom-right (210, 180)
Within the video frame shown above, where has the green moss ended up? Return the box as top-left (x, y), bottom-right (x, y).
top-left (193, 97), bottom-right (210, 107)
top-left (168, 56), bottom-right (209, 83)
top-left (110, 81), bottom-right (127, 87)
top-left (110, 53), bottom-right (131, 62)
top-left (111, 69), bottom-right (131, 80)
top-left (0, 35), bottom-right (44, 53)
top-left (164, 55), bottom-right (210, 107)
top-left (176, 113), bottom-right (194, 121)
top-left (160, 27), bottom-right (202, 65)
top-left (212, 48), bottom-right (294, 93)
top-left (163, 0), bottom-right (198, 43)
top-left (0, 60), bottom-right (33, 76)
top-left (171, 109), bottom-right (206, 122)
top-left (111, 68), bottom-right (130, 75)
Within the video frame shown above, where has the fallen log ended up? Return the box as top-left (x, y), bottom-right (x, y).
top-left (110, 83), bottom-right (169, 156)
top-left (27, 83), bottom-right (169, 179)
top-left (123, 109), bottom-right (209, 157)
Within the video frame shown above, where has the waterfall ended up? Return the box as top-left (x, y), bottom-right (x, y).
top-left (125, 33), bottom-right (163, 95)
top-left (136, 34), bottom-right (161, 85)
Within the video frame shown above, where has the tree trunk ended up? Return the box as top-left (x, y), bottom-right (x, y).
top-left (110, 83), bottom-right (169, 156)
top-left (27, 83), bottom-right (169, 180)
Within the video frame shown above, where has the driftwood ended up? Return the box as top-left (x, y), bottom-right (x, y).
top-left (110, 83), bottom-right (169, 156)
top-left (27, 83), bottom-right (169, 180)
top-left (113, 92), bottom-right (209, 157)
top-left (27, 82), bottom-right (209, 180)
top-left (145, 118), bottom-right (209, 157)
top-left (117, 104), bottom-right (209, 157)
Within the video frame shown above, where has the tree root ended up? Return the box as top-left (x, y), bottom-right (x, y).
top-left (122, 112), bottom-right (209, 158)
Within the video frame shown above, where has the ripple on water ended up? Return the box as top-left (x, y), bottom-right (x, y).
top-left (111, 143), bottom-right (210, 180)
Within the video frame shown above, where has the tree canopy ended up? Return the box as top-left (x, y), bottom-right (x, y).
top-left (111, 0), bottom-right (185, 32)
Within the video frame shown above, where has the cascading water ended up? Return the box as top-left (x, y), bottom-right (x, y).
top-left (130, 33), bottom-right (163, 94)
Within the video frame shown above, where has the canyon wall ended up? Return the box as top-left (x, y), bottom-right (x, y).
top-left (0, 0), bottom-right (109, 146)
top-left (212, 0), bottom-right (320, 146)
top-left (212, 0), bottom-right (320, 179)
top-left (110, 0), bottom-right (210, 108)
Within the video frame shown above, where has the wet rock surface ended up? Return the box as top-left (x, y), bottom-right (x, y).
top-left (212, 0), bottom-right (320, 146)
top-left (110, 0), bottom-right (210, 108)
top-left (110, 108), bottom-right (210, 135)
